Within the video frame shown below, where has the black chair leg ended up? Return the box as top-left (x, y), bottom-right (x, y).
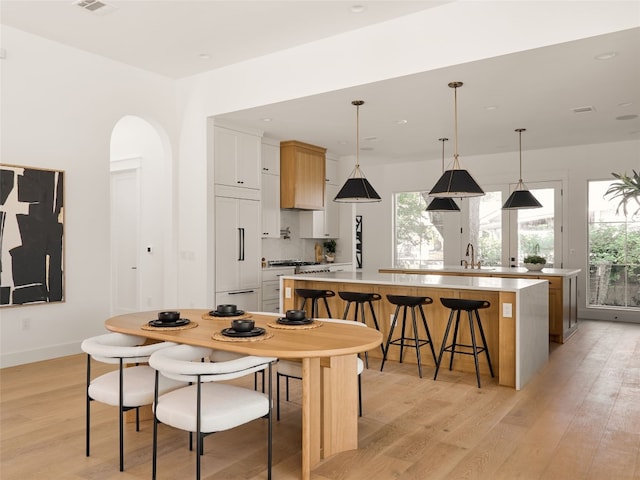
top-left (434, 309), bottom-right (455, 380)
top-left (448, 311), bottom-right (462, 371)
top-left (380, 305), bottom-right (401, 372)
top-left (419, 305), bottom-right (438, 365)
top-left (475, 310), bottom-right (495, 377)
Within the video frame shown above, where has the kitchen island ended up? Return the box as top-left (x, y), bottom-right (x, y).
top-left (281, 271), bottom-right (549, 390)
top-left (379, 266), bottom-right (580, 343)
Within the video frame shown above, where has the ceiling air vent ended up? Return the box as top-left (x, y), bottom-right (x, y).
top-left (571, 106), bottom-right (596, 114)
top-left (73, 0), bottom-right (116, 15)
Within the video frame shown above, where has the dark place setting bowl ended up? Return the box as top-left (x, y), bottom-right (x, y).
top-left (231, 319), bottom-right (255, 332)
top-left (158, 311), bottom-right (180, 322)
top-left (217, 304), bottom-right (237, 314)
top-left (285, 309), bottom-right (306, 321)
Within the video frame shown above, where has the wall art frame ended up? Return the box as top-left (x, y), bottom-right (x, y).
top-left (0, 164), bottom-right (65, 307)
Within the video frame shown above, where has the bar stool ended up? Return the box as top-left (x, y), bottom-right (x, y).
top-left (339, 291), bottom-right (384, 367)
top-left (434, 298), bottom-right (494, 388)
top-left (380, 295), bottom-right (438, 378)
top-left (295, 288), bottom-right (335, 318)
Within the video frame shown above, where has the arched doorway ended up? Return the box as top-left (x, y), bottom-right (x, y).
top-left (110, 115), bottom-right (173, 315)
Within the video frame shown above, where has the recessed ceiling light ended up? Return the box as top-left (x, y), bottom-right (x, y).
top-left (198, 53), bottom-right (211, 59)
top-left (337, 140), bottom-right (348, 145)
top-left (394, 119), bottom-right (408, 125)
top-left (616, 114), bottom-right (639, 121)
top-left (618, 102), bottom-right (633, 108)
top-left (350, 5), bottom-right (366, 14)
top-left (261, 117), bottom-right (272, 122)
top-left (594, 51), bottom-right (617, 60)
top-left (485, 105), bottom-right (498, 111)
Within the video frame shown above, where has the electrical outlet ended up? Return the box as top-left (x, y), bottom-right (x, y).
top-left (502, 303), bottom-right (513, 318)
top-left (285, 287), bottom-right (292, 299)
top-left (21, 318), bottom-right (31, 331)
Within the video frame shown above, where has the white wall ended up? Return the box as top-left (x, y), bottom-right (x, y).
top-left (0, 27), bottom-right (178, 367)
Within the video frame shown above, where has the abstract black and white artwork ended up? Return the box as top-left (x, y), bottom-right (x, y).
top-left (0, 164), bottom-right (64, 306)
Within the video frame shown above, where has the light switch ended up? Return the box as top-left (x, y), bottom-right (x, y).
top-left (502, 303), bottom-right (513, 318)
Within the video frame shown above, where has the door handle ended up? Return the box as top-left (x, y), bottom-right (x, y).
top-left (240, 227), bottom-right (245, 261)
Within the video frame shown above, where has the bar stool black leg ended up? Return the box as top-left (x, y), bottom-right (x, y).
top-left (368, 301), bottom-right (385, 356)
top-left (410, 306), bottom-right (423, 378)
top-left (475, 309), bottom-right (495, 378)
top-left (342, 301), bottom-right (352, 321)
top-left (467, 310), bottom-right (482, 387)
top-left (434, 309), bottom-right (455, 381)
top-left (322, 297), bottom-right (332, 318)
top-left (399, 306), bottom-right (408, 363)
top-left (356, 301), bottom-right (370, 368)
top-left (380, 305), bottom-right (400, 372)
top-left (448, 310), bottom-right (462, 371)
top-left (418, 304), bottom-right (438, 365)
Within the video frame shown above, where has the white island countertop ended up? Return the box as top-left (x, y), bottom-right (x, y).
top-left (380, 266), bottom-right (581, 277)
top-left (284, 270), bottom-right (549, 292)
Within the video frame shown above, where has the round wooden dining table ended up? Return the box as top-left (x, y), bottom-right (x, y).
top-left (105, 309), bottom-right (382, 480)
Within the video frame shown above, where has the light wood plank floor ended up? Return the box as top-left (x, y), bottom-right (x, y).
top-left (1, 319), bottom-right (639, 479)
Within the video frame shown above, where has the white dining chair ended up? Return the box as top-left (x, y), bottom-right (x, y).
top-left (81, 332), bottom-right (186, 472)
top-left (149, 344), bottom-right (277, 480)
top-left (276, 318), bottom-right (366, 420)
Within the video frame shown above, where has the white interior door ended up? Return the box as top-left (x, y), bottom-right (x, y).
top-left (111, 169), bottom-right (139, 314)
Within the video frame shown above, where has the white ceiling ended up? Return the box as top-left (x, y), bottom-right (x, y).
top-left (2, 1), bottom-right (639, 164)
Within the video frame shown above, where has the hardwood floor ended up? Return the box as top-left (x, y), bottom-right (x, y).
top-left (1, 319), bottom-right (639, 479)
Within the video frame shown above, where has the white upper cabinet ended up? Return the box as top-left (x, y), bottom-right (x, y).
top-left (325, 157), bottom-right (338, 185)
top-left (261, 140), bottom-right (281, 238)
top-left (299, 183), bottom-right (339, 239)
top-left (214, 125), bottom-right (261, 190)
top-left (261, 139), bottom-right (280, 175)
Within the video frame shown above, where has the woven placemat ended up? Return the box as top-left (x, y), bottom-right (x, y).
top-left (266, 320), bottom-right (323, 330)
top-left (211, 331), bottom-right (273, 342)
top-left (141, 321), bottom-right (199, 331)
top-left (201, 312), bottom-right (252, 321)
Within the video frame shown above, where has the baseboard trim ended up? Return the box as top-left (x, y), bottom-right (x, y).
top-left (1, 342), bottom-right (81, 368)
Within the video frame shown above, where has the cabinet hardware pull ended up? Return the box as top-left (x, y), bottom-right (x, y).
top-left (228, 290), bottom-right (255, 295)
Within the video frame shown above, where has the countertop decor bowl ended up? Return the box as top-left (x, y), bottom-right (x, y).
top-left (231, 319), bottom-right (255, 332)
top-left (285, 309), bottom-right (306, 321)
top-left (158, 311), bottom-right (180, 322)
top-left (524, 263), bottom-right (544, 271)
top-left (216, 304), bottom-right (237, 314)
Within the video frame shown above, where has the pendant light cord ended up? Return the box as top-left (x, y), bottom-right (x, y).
top-left (356, 102), bottom-right (360, 169)
top-left (448, 82), bottom-right (463, 169)
top-left (518, 129), bottom-right (523, 182)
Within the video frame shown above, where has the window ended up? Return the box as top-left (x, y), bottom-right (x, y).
top-left (588, 180), bottom-right (640, 309)
top-left (394, 192), bottom-right (444, 268)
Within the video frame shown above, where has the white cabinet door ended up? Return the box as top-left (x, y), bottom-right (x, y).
top-left (325, 158), bottom-right (338, 185)
top-left (261, 141), bottom-right (280, 175)
top-left (299, 184), bottom-right (339, 238)
top-left (215, 196), bottom-right (261, 293)
top-left (261, 172), bottom-right (280, 238)
top-left (215, 290), bottom-right (260, 312)
top-left (214, 126), bottom-right (261, 190)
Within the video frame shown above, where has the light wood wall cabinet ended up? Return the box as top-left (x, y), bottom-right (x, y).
top-left (280, 140), bottom-right (326, 210)
top-left (299, 157), bottom-right (339, 238)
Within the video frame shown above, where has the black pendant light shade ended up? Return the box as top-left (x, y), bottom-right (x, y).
top-left (428, 82), bottom-right (484, 199)
top-left (426, 197), bottom-right (460, 211)
top-left (502, 128), bottom-right (542, 209)
top-left (502, 188), bottom-right (542, 209)
top-left (429, 169), bottom-right (484, 198)
top-left (334, 170), bottom-right (381, 203)
top-left (425, 138), bottom-right (460, 211)
top-left (334, 100), bottom-right (382, 203)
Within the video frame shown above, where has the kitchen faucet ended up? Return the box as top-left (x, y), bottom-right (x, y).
top-left (463, 242), bottom-right (482, 269)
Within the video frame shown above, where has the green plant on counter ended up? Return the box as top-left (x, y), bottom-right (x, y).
top-left (605, 170), bottom-right (640, 217)
top-left (523, 255), bottom-right (546, 265)
top-left (323, 239), bottom-right (336, 254)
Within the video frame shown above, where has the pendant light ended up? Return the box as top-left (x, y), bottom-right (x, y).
top-left (428, 82), bottom-right (484, 198)
top-left (502, 128), bottom-right (542, 209)
top-left (334, 100), bottom-right (382, 203)
top-left (425, 138), bottom-right (460, 211)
